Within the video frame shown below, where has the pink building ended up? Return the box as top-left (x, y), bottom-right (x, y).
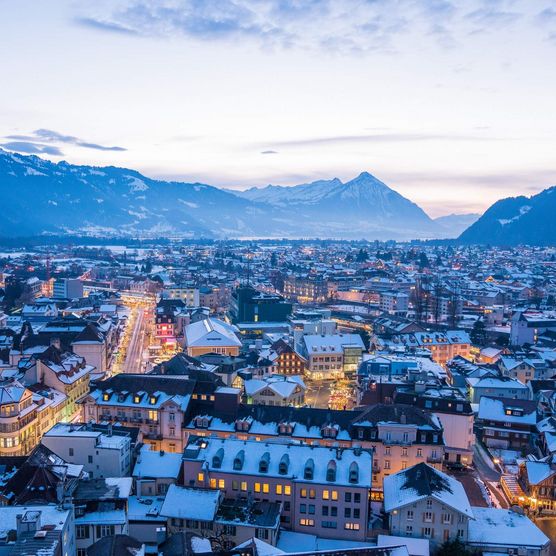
top-left (182, 437), bottom-right (372, 541)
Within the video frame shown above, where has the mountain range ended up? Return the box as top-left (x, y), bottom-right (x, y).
top-left (458, 187), bottom-right (556, 245)
top-left (0, 147), bottom-right (524, 242)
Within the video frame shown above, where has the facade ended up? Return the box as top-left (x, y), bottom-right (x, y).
top-left (41, 422), bottom-right (133, 478)
top-left (510, 311), bottom-right (556, 346)
top-left (379, 291), bottom-right (409, 317)
top-left (519, 458), bottom-right (556, 511)
top-left (478, 396), bottom-right (537, 450)
top-left (231, 285), bottom-right (292, 323)
top-left (466, 376), bottom-right (531, 403)
top-left (384, 463), bottom-right (473, 545)
top-left (270, 339), bottom-right (307, 375)
top-left (284, 276), bottom-right (329, 304)
top-left (243, 375), bottom-right (306, 407)
top-left (164, 286), bottom-right (200, 307)
top-left (182, 436), bottom-right (372, 541)
top-left (133, 444), bottom-right (183, 496)
top-left (53, 277), bottom-right (84, 299)
top-left (300, 333), bottom-right (365, 380)
top-left (184, 318), bottom-right (242, 357)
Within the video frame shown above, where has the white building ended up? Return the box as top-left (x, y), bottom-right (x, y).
top-left (184, 317), bottom-right (242, 357)
top-left (380, 291), bottom-right (409, 316)
top-left (41, 422), bottom-right (132, 478)
top-left (244, 375), bottom-right (306, 407)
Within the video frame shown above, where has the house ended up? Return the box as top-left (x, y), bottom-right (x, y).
top-left (41, 422), bottom-right (134, 479)
top-left (467, 507), bottom-right (550, 556)
top-left (270, 339), bottom-right (307, 375)
top-left (160, 486), bottom-right (282, 548)
top-left (133, 444), bottom-right (183, 496)
top-left (384, 463), bottom-right (473, 545)
top-left (243, 375), bottom-right (306, 407)
top-left (0, 505), bottom-right (75, 556)
top-left (478, 396), bottom-right (537, 451)
top-left (184, 318), bottom-right (242, 357)
top-left (300, 334), bottom-right (365, 380)
top-left (379, 291), bottom-right (409, 317)
top-left (182, 436), bottom-right (372, 541)
top-left (518, 457), bottom-right (556, 511)
top-left (510, 310), bottom-right (556, 346)
top-left (74, 477), bottom-right (133, 555)
top-left (466, 375), bottom-right (530, 403)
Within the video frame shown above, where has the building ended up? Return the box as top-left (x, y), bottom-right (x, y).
top-left (284, 276), bottom-right (329, 304)
top-left (133, 444), bottom-right (183, 496)
top-left (243, 375), bottom-right (306, 407)
top-left (394, 386), bottom-right (475, 466)
top-left (270, 339), bottom-right (307, 375)
top-left (231, 286), bottom-right (292, 323)
top-left (379, 291), bottom-right (409, 317)
top-left (384, 463), bottom-right (473, 545)
top-left (466, 375), bottom-right (531, 403)
top-left (74, 477), bottom-right (132, 555)
top-left (53, 277), bottom-right (84, 299)
top-left (41, 422), bottom-right (134, 478)
top-left (184, 318), bottom-right (242, 357)
top-left (164, 285), bottom-right (200, 307)
top-left (519, 457), bottom-right (556, 511)
top-left (0, 505), bottom-right (75, 556)
top-left (510, 310), bottom-right (556, 346)
top-left (478, 396), bottom-right (537, 450)
top-left (183, 436), bottom-right (372, 540)
top-left (160, 486), bottom-right (281, 548)
top-left (300, 334), bottom-right (365, 380)
top-left (467, 507), bottom-right (550, 556)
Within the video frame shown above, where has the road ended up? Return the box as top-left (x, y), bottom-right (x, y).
top-left (305, 383), bottom-right (332, 408)
top-left (123, 307), bottom-right (147, 373)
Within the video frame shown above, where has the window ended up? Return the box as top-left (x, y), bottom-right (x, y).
top-left (96, 525), bottom-right (115, 538)
top-left (309, 489), bottom-right (316, 499)
top-left (354, 493), bottom-right (360, 503)
top-left (300, 488), bottom-right (307, 498)
top-left (76, 525), bottom-right (89, 539)
top-left (308, 505), bottom-right (315, 515)
top-left (241, 481), bottom-right (247, 492)
top-left (299, 519), bottom-right (314, 527)
top-left (331, 507), bottom-right (338, 517)
top-left (276, 484), bottom-right (283, 495)
top-left (406, 525), bottom-right (413, 534)
top-left (322, 506), bottom-right (329, 516)
top-left (232, 481), bottom-right (239, 491)
top-left (218, 479), bottom-right (225, 489)
top-left (300, 504), bottom-right (307, 514)
top-left (197, 472), bottom-right (204, 482)
top-left (69, 448), bottom-right (74, 457)
top-left (322, 521), bottom-right (337, 529)
top-left (407, 510), bottom-right (414, 521)
top-left (345, 492), bottom-right (352, 502)
top-left (384, 446), bottom-right (391, 456)
top-left (442, 513), bottom-right (452, 524)
top-left (402, 447), bottom-right (408, 457)
top-left (424, 511), bottom-right (433, 522)
top-left (426, 499), bottom-right (433, 509)
top-left (422, 527), bottom-right (433, 538)
top-left (210, 478), bottom-right (217, 489)
top-left (417, 448), bottom-right (423, 457)
top-left (331, 490), bottom-right (338, 501)
top-left (344, 508), bottom-right (351, 518)
top-left (284, 485), bottom-right (291, 496)
top-left (263, 483), bottom-right (270, 494)
top-left (384, 460), bottom-right (391, 470)
top-left (322, 490), bottom-right (330, 500)
top-left (88, 455), bottom-right (93, 464)
top-left (344, 523), bottom-right (360, 530)
top-left (255, 483), bottom-right (261, 493)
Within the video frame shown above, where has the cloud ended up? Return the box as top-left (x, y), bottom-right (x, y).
top-left (261, 131), bottom-right (500, 149)
top-left (74, 0), bottom-right (470, 53)
top-left (261, 150), bottom-right (278, 154)
top-left (1, 142), bottom-right (64, 156)
top-left (5, 129), bottom-right (126, 152)
top-left (464, 7), bottom-right (521, 31)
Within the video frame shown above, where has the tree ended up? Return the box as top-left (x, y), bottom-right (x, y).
top-left (419, 252), bottom-right (430, 270)
top-left (270, 251), bottom-right (278, 267)
top-left (470, 319), bottom-right (487, 346)
top-left (356, 248), bottom-right (369, 262)
top-left (435, 539), bottom-right (474, 556)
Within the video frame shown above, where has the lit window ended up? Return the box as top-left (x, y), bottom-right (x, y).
top-left (263, 483), bottom-right (270, 494)
top-left (197, 472), bottom-right (204, 482)
top-left (322, 490), bottom-right (330, 500)
top-left (331, 491), bottom-right (338, 501)
top-left (284, 485), bottom-right (291, 496)
top-left (255, 483), bottom-right (261, 493)
top-left (210, 478), bottom-right (217, 489)
top-left (241, 481), bottom-right (248, 492)
top-left (218, 479), bottom-right (225, 489)
top-left (276, 484), bottom-right (283, 495)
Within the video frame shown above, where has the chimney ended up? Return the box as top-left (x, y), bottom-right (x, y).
top-left (17, 511), bottom-right (41, 536)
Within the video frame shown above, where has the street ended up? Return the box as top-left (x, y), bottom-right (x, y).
top-left (123, 307), bottom-right (148, 373)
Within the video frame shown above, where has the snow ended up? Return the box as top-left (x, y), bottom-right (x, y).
top-left (24, 166), bottom-right (46, 176)
top-left (468, 507), bottom-right (549, 548)
top-left (89, 169), bottom-right (106, 176)
top-left (276, 531), bottom-right (375, 553)
top-left (478, 397), bottom-right (536, 425)
top-left (498, 205), bottom-right (531, 225)
top-left (133, 445), bottom-right (182, 479)
top-left (126, 175), bottom-right (149, 191)
top-left (76, 509), bottom-right (127, 525)
top-left (160, 485), bottom-right (220, 521)
top-left (525, 461), bottom-right (556, 485)
top-left (377, 535), bottom-right (429, 556)
top-left (235, 538), bottom-right (284, 556)
top-left (191, 537), bottom-right (213, 553)
top-left (180, 199), bottom-right (199, 208)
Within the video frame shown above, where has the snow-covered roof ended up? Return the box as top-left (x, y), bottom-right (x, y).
top-left (525, 461), bottom-right (556, 485)
top-left (478, 396), bottom-right (537, 426)
top-left (185, 318), bottom-right (241, 348)
top-left (383, 463), bottom-right (473, 518)
top-left (184, 437), bottom-right (372, 488)
top-left (160, 485), bottom-right (220, 521)
top-left (468, 507), bottom-right (549, 549)
top-left (133, 445), bottom-right (182, 479)
top-left (303, 333), bottom-right (364, 354)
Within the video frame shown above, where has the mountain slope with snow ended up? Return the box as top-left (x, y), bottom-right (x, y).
top-left (458, 187), bottom-right (556, 245)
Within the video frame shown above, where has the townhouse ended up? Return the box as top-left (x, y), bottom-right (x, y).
top-left (182, 436), bottom-right (372, 541)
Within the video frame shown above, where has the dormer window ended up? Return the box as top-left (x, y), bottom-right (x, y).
top-left (103, 393), bottom-right (110, 402)
top-left (233, 450), bottom-right (245, 471)
top-left (349, 462), bottom-right (359, 484)
top-left (134, 395), bottom-right (141, 404)
top-left (150, 396), bottom-right (157, 405)
top-left (212, 448), bottom-right (224, 469)
top-left (326, 460), bottom-right (337, 482)
top-left (304, 458), bottom-right (314, 480)
top-left (259, 452), bottom-right (270, 473)
top-left (279, 454), bottom-right (289, 475)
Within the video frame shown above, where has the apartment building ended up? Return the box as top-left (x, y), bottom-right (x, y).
top-left (384, 463), bottom-right (474, 545)
top-left (183, 437), bottom-right (372, 541)
top-left (41, 422), bottom-right (134, 478)
top-left (300, 333), bottom-right (365, 380)
top-left (184, 318), bottom-right (242, 357)
top-left (270, 339), bottom-right (307, 375)
top-left (164, 285), bottom-right (200, 307)
top-left (243, 375), bottom-right (306, 407)
top-left (283, 275), bottom-right (329, 304)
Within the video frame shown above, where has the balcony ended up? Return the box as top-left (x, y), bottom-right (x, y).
top-left (427, 456), bottom-right (443, 464)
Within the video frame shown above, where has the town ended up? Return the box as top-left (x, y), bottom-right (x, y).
top-left (0, 240), bottom-right (554, 555)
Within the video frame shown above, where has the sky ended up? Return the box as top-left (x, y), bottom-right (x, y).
top-left (1, 0), bottom-right (556, 217)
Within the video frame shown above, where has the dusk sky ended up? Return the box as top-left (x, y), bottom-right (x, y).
top-left (1, 0), bottom-right (556, 216)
